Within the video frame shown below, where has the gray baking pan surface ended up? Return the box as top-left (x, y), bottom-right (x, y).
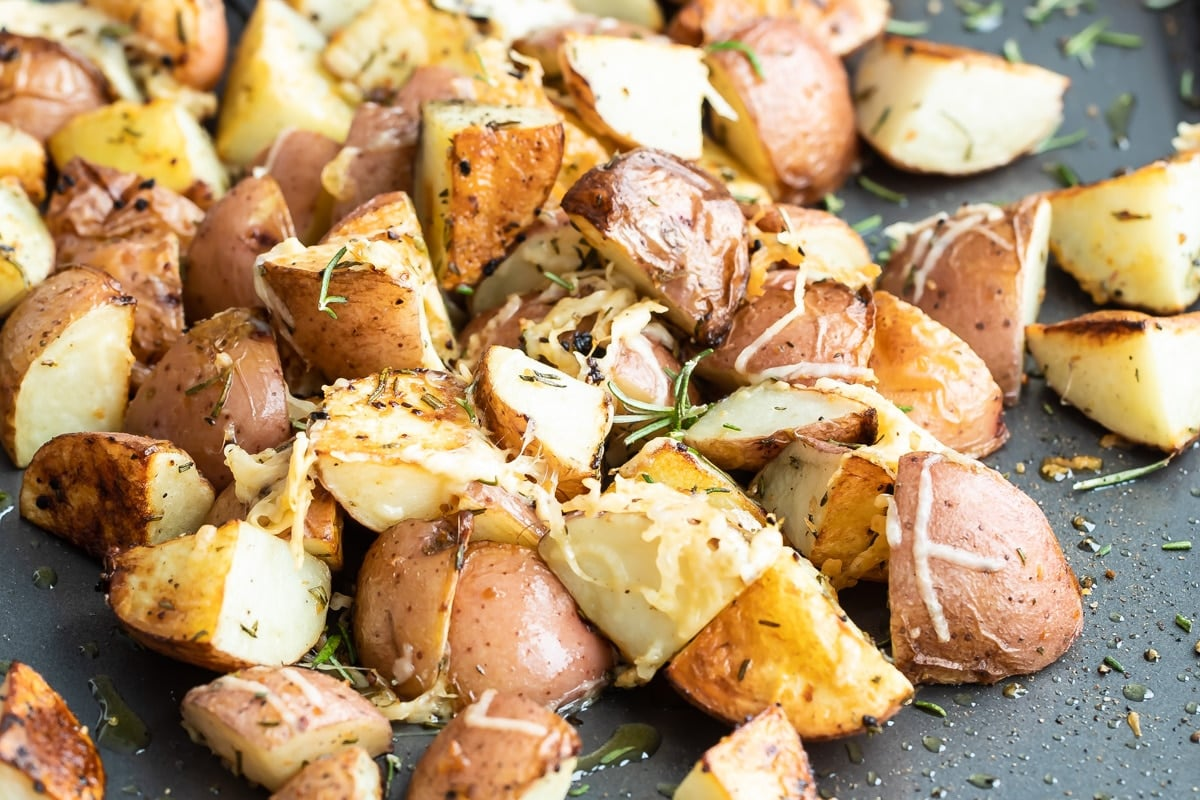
top-left (3, 1), bottom-right (1199, 798)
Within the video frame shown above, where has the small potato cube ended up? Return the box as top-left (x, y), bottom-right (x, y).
top-left (269, 746), bottom-right (382, 800)
top-left (182, 665), bottom-right (392, 792)
top-left (475, 345), bottom-right (613, 499)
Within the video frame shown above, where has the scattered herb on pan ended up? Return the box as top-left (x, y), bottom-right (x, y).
top-left (1002, 38), bottom-right (1023, 63)
top-left (1181, 69), bottom-right (1200, 108)
top-left (851, 214), bottom-right (883, 234)
top-left (1025, 0), bottom-right (1090, 25)
top-left (913, 700), bottom-right (948, 717)
top-left (1105, 92), bottom-right (1136, 149)
top-left (1162, 541), bottom-right (1192, 552)
top-left (1143, 0), bottom-right (1182, 10)
top-left (886, 18), bottom-right (931, 36)
top-left (317, 245), bottom-right (349, 319)
top-left (823, 192), bottom-right (845, 214)
top-left (955, 0), bottom-right (1004, 32)
top-left (1177, 614), bottom-right (1193, 633)
top-left (706, 40), bottom-right (765, 80)
top-left (857, 175), bottom-right (907, 205)
top-left (1035, 127), bottom-right (1088, 154)
top-left (1042, 162), bottom-right (1080, 187)
top-left (1072, 454), bottom-right (1171, 490)
top-left (1063, 18), bottom-right (1142, 69)
top-left (1103, 655), bottom-right (1127, 673)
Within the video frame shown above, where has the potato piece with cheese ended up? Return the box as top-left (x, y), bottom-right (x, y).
top-left (560, 34), bottom-right (710, 160)
top-left (0, 123), bottom-right (46, 203)
top-left (0, 661), bottom-right (104, 800)
top-left (475, 345), bottom-right (613, 499)
top-left (83, 0), bottom-right (228, 90)
top-left (181, 665), bottom-right (392, 792)
top-left (1026, 310), bottom-right (1200, 452)
top-left (269, 746), bottom-right (382, 800)
top-left (217, 0), bottom-right (354, 168)
top-left (854, 37), bottom-right (1068, 175)
top-left (668, 0), bottom-right (887, 57)
top-left (415, 101), bottom-right (564, 292)
top-left (20, 432), bottom-right (214, 559)
top-left (674, 705), bottom-right (818, 800)
top-left (539, 476), bottom-right (783, 684)
top-left (107, 520), bottom-right (332, 672)
top-left (307, 371), bottom-right (512, 532)
top-left (0, 177), bottom-right (54, 316)
top-left (49, 99), bottom-right (229, 198)
top-left (0, 267), bottom-right (134, 468)
top-left (1047, 151), bottom-right (1200, 314)
top-left (666, 550), bottom-right (913, 740)
top-left (468, 209), bottom-right (590, 315)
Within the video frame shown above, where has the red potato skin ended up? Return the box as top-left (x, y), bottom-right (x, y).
top-left (0, 33), bottom-right (111, 144)
top-left (254, 129), bottom-right (342, 245)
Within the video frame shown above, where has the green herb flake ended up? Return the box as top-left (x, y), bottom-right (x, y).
top-left (1002, 38), bottom-right (1023, 63)
top-left (1016, 547), bottom-right (1027, 564)
top-left (456, 396), bottom-right (477, 424)
top-left (897, 404), bottom-right (914, 413)
top-left (914, 700), bottom-right (948, 718)
top-left (706, 40), bottom-right (765, 80)
top-left (1036, 127), bottom-right (1088, 154)
top-left (886, 18), bottom-right (930, 36)
top-left (1073, 455), bottom-right (1171, 491)
top-left (1104, 92), bottom-right (1136, 149)
top-left (851, 214), bottom-right (883, 234)
top-left (722, 422), bottom-right (742, 431)
top-left (1144, 0), bottom-right (1182, 8)
top-left (384, 754), bottom-right (403, 795)
top-left (454, 284), bottom-right (475, 295)
top-left (823, 192), bottom-right (845, 214)
top-left (1181, 69), bottom-right (1200, 108)
top-left (1103, 655), bottom-right (1127, 673)
top-left (1097, 543), bottom-right (1112, 557)
top-left (1176, 614), bottom-right (1193, 633)
top-left (317, 245), bottom-right (349, 319)
top-left (857, 175), bottom-right (907, 205)
top-left (869, 106), bottom-right (892, 136)
top-left (176, 461), bottom-right (194, 473)
top-left (1163, 541), bottom-right (1192, 552)
top-left (1042, 162), bottom-right (1080, 188)
top-left (568, 786), bottom-right (590, 797)
top-left (956, 0), bottom-right (1004, 32)
top-left (544, 270), bottom-right (576, 291)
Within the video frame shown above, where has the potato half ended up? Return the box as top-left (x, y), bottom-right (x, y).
top-left (268, 746), bottom-right (382, 800)
top-left (0, 31), bottom-right (111, 144)
top-left (854, 37), bottom-right (1068, 175)
top-left (0, 661), bottom-right (104, 800)
top-left (181, 665), bottom-right (391, 792)
top-left (107, 520), bottom-right (332, 672)
top-left (1027, 309), bottom-right (1200, 452)
top-left (0, 266), bottom-right (135, 467)
top-left (0, 177), bottom-right (54, 316)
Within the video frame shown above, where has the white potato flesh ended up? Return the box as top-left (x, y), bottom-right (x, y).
top-left (561, 35), bottom-right (709, 160)
top-left (674, 705), bottom-right (813, 800)
top-left (12, 303), bottom-right (134, 467)
top-left (141, 449), bottom-right (217, 543)
top-left (284, 0), bottom-right (373, 35)
top-left (0, 179), bottom-right (54, 315)
top-left (431, 0), bottom-right (577, 41)
top-left (469, 217), bottom-right (589, 314)
top-left (0, 123), bottom-right (46, 204)
top-left (1027, 310), bottom-right (1200, 452)
top-left (269, 746), bottom-right (382, 800)
top-left (855, 37), bottom-right (1068, 175)
top-left (308, 372), bottom-right (511, 531)
top-left (1048, 152), bottom-right (1200, 314)
top-left (757, 436), bottom-right (850, 557)
top-left (539, 477), bottom-right (783, 685)
top-left (811, 379), bottom-right (951, 463)
top-left (322, 0), bottom-right (440, 93)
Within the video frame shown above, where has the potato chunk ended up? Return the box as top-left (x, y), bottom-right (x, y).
top-left (668, 0), bottom-right (887, 57)
top-left (182, 665), bottom-right (392, 792)
top-left (269, 746), bottom-right (382, 800)
top-left (0, 176), bottom-right (54, 316)
top-left (0, 122), bottom-right (46, 203)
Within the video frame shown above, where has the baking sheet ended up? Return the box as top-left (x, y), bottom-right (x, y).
top-left (2, 1), bottom-right (1199, 797)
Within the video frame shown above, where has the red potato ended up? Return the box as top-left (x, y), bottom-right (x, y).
top-left (668, 0), bottom-right (888, 56)
top-left (255, 129), bottom-right (343, 245)
top-left (83, 0), bottom-right (229, 90)
top-left (0, 32), bottom-right (112, 144)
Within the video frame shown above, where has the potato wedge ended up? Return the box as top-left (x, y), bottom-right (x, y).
top-left (307, 371), bottom-right (511, 531)
top-left (269, 746), bottom-right (382, 800)
top-left (1047, 151), bottom-right (1200, 314)
top-left (407, 690), bottom-right (581, 800)
top-left (415, 100), bottom-right (564, 292)
top-left (216, 0), bottom-right (354, 168)
top-left (0, 266), bottom-right (135, 467)
top-left (255, 238), bottom-right (445, 381)
top-left (674, 705), bottom-right (818, 800)
top-left (878, 197), bottom-right (1051, 404)
top-left (560, 34), bottom-right (710, 160)
top-left (668, 0), bottom-right (887, 56)
top-left (0, 122), bottom-right (47, 203)
top-left (514, 15), bottom-right (665, 79)
top-left (0, 661), bottom-right (104, 800)
top-left (854, 37), bottom-right (1069, 175)
top-left (562, 148), bottom-right (748, 346)
top-left (20, 431), bottom-right (214, 559)
top-left (1026, 309), bottom-right (1200, 452)
top-left (539, 476), bottom-right (783, 684)
top-left (886, 452), bottom-right (1083, 684)
top-left (107, 520), bottom-right (332, 672)
top-left (181, 665), bottom-right (391, 792)
top-left (49, 99), bottom-right (229, 198)
top-left (256, 128), bottom-right (343, 246)
top-left (0, 177), bottom-right (54, 316)
top-left (0, 31), bottom-right (112, 144)
top-left (475, 345), bottom-right (613, 498)
top-left (705, 18), bottom-right (856, 205)
top-left (666, 550), bottom-right (913, 740)
top-left (322, 103), bottom-right (418, 225)
top-left (468, 208), bottom-right (590, 315)
top-left (870, 291), bottom-right (1008, 458)
top-left (83, 0), bottom-right (228, 90)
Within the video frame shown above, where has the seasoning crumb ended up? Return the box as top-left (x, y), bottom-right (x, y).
top-left (1144, 648), bottom-right (1160, 662)
top-left (1104, 569), bottom-right (1116, 580)
top-left (1015, 461), bottom-right (1026, 475)
top-left (1192, 731), bottom-right (1200, 743)
top-left (1127, 711), bottom-right (1142, 738)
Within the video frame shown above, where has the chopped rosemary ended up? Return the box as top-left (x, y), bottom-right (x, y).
top-left (1162, 541), bottom-right (1192, 551)
top-left (857, 175), bottom-right (907, 205)
top-left (823, 192), bottom-right (846, 214)
top-left (1035, 127), bottom-right (1088, 154)
top-left (956, 0), bottom-right (1004, 32)
top-left (913, 700), bottom-right (948, 718)
top-left (885, 18), bottom-right (930, 36)
top-left (454, 284), bottom-right (474, 295)
top-left (1042, 161), bottom-right (1080, 188)
top-left (1016, 547), bottom-right (1027, 564)
top-left (420, 392), bottom-right (446, 410)
top-left (1103, 655), bottom-right (1127, 673)
top-left (609, 349), bottom-right (712, 446)
top-left (1063, 18), bottom-right (1141, 68)
top-left (317, 245), bottom-right (349, 319)
top-left (1097, 543), bottom-right (1112, 557)
top-left (1105, 92), bottom-right (1136, 149)
top-left (1182, 69), bottom-right (1200, 108)
top-left (869, 106), bottom-right (892, 136)
top-left (456, 396), bottom-right (477, 424)
top-left (1002, 38), bottom-right (1023, 63)
top-left (721, 423), bottom-right (742, 431)
top-left (544, 271), bottom-right (576, 291)
top-left (1176, 614), bottom-right (1193, 633)
top-left (1072, 455), bottom-right (1171, 491)
top-left (706, 40), bottom-right (765, 80)
top-left (384, 754), bottom-right (403, 796)
top-left (205, 369), bottom-right (235, 423)
top-left (851, 214), bottom-right (883, 234)
top-left (1025, 0), bottom-right (1090, 25)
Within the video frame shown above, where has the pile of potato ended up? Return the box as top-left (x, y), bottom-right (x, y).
top-left (0, 0), bottom-right (1197, 797)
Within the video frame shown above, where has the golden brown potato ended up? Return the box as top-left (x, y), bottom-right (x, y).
top-left (269, 746), bottom-right (382, 800)
top-left (705, 18), bottom-right (856, 205)
top-left (407, 690), bottom-right (581, 800)
top-left (699, 273), bottom-right (875, 390)
top-left (0, 661), bottom-right (104, 800)
top-left (0, 122), bottom-right (47, 203)
top-left (0, 266), bottom-right (135, 468)
top-left (455, 479), bottom-right (548, 548)
top-left (753, 205), bottom-right (872, 280)
top-left (20, 431), bottom-right (214, 559)
top-left (460, 290), bottom-right (557, 368)
top-left (514, 15), bottom-right (663, 79)
top-left (886, 452), bottom-right (1083, 684)
top-left (185, 174), bottom-right (296, 322)
top-left (0, 32), bottom-right (112, 144)
top-left (668, 0), bottom-right (887, 56)
top-left (321, 103), bottom-right (419, 225)
top-left (83, 0), bottom-right (228, 90)
top-left (666, 550), bottom-right (913, 740)
top-left (878, 197), bottom-right (1051, 404)
top-left (123, 308), bottom-right (292, 490)
top-left (255, 128), bottom-right (343, 245)
top-left (562, 148), bottom-right (748, 346)
top-left (0, 176), bottom-right (55, 317)
top-left (870, 291), bottom-right (1008, 458)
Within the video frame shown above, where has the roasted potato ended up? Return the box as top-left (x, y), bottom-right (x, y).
top-left (0, 121), bottom-right (47, 203)
top-left (20, 431), bottom-right (214, 559)
top-left (1026, 309), bottom-right (1200, 452)
top-left (269, 746), bottom-right (382, 800)
top-left (870, 291), bottom-right (1008, 458)
top-left (407, 690), bottom-right (581, 800)
top-left (539, 476), bottom-right (782, 684)
top-left (455, 479), bottom-right (549, 548)
top-left (216, 0), bottom-right (354, 168)
top-left (562, 148), bottom-right (749, 346)
top-left (705, 18), bottom-right (857, 205)
top-left (321, 103), bottom-right (419, 225)
top-left (878, 197), bottom-right (1051, 403)
top-left (474, 345), bottom-right (613, 498)
top-left (1047, 150), bottom-right (1200, 314)
top-left (0, 176), bottom-right (55, 316)
top-left (468, 208), bottom-right (591, 315)
top-left (854, 37), bottom-right (1069, 175)
top-left (255, 128), bottom-right (343, 245)
top-left (181, 665), bottom-right (392, 792)
top-left (573, 0), bottom-right (664, 28)
top-left (0, 266), bottom-right (135, 467)
top-left (674, 705), bottom-right (818, 800)
top-left (752, 205), bottom-right (873, 281)
top-left (82, 0), bottom-right (228, 90)
top-left (886, 452), bottom-right (1083, 684)
top-left (283, 0), bottom-right (373, 36)
top-left (668, 0), bottom-right (887, 56)
top-left (0, 661), bottom-right (104, 800)
top-left (514, 15), bottom-right (664, 79)
top-left (666, 550), bottom-right (913, 740)
top-left (107, 520), bottom-right (332, 672)
top-left (415, 100), bottom-right (564, 292)
top-left (123, 308), bottom-right (292, 490)
top-left (0, 31), bottom-right (112, 144)
top-left (185, 174), bottom-right (296, 322)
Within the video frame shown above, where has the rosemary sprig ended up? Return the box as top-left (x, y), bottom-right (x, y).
top-left (317, 245), bottom-right (349, 319)
top-left (706, 41), bottom-right (765, 80)
top-left (610, 349), bottom-right (713, 446)
top-left (1072, 455), bottom-right (1172, 491)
